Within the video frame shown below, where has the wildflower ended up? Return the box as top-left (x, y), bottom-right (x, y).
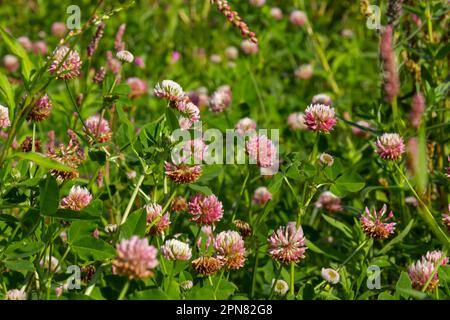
top-left (380, 25), bottom-right (400, 103)
top-left (164, 161), bottom-right (202, 184)
top-left (240, 40), bottom-right (258, 55)
top-left (270, 7), bottom-right (283, 20)
top-left (319, 153), bottom-right (334, 167)
top-left (144, 203), bottom-right (170, 235)
top-left (114, 24), bottom-right (126, 51)
top-left (107, 50), bottom-right (121, 75)
top-left (233, 219), bottom-right (253, 238)
top-left (352, 120), bottom-right (372, 138)
top-left (312, 93), bottom-right (332, 106)
top-left (154, 80), bottom-right (185, 102)
top-left (51, 22), bottom-right (66, 38)
top-left (386, 0), bottom-right (404, 25)
top-left (187, 87), bottom-right (209, 109)
top-left (272, 279), bottom-right (289, 295)
top-left (315, 191), bottom-right (342, 213)
top-left (0, 104), bottom-right (11, 128)
top-left (171, 196), bottom-right (188, 213)
top-left (93, 67), bottom-right (106, 84)
top-left (32, 41), bottom-right (48, 55)
top-left (126, 170), bottom-right (137, 179)
top-left (236, 117), bottom-right (257, 136)
top-left (360, 205), bottom-right (396, 239)
top-left (375, 133), bottom-right (405, 160)
top-left (180, 280), bottom-right (193, 291)
top-left (188, 194), bottom-right (224, 225)
top-left (425, 250), bottom-right (449, 266)
top-left (27, 94), bottom-right (52, 122)
top-left (83, 114), bottom-right (112, 143)
top-left (4, 289), bottom-right (27, 300)
top-left (3, 54), bottom-right (19, 72)
top-left (59, 186), bottom-right (92, 211)
top-left (134, 56), bottom-right (145, 68)
top-left (287, 112), bottom-right (307, 130)
top-left (246, 134), bottom-right (276, 168)
top-left (295, 64), bottom-right (313, 80)
top-left (81, 265), bottom-right (96, 283)
top-left (48, 46), bottom-right (81, 80)
top-left (408, 259), bottom-right (438, 292)
top-left (171, 51), bottom-right (181, 63)
top-left (40, 255), bottom-right (61, 273)
top-left (21, 136), bottom-right (41, 152)
top-left (249, 0), bottom-right (265, 7)
top-left (196, 225), bottom-right (215, 251)
top-left (341, 28), bottom-right (354, 38)
top-left (209, 85), bottom-right (232, 113)
top-left (321, 268), bottom-right (340, 284)
top-left (192, 256), bottom-right (223, 276)
top-left (290, 10), bottom-right (307, 26)
top-left (405, 196), bottom-right (418, 207)
top-left (112, 236), bottom-right (159, 279)
top-left (214, 231), bottom-right (246, 269)
top-left (410, 92), bottom-right (425, 129)
top-left (304, 104), bottom-right (337, 133)
top-left (210, 54), bottom-right (222, 64)
top-left (268, 222), bottom-right (307, 264)
top-left (127, 77), bottom-right (147, 99)
top-left (252, 186), bottom-right (272, 205)
top-left (176, 100), bottom-right (201, 125)
top-left (87, 22), bottom-right (105, 57)
top-left (161, 239), bottom-right (192, 261)
top-left (117, 50), bottom-right (134, 63)
top-left (18, 36), bottom-right (33, 50)
top-left (443, 205), bottom-right (450, 232)
top-left (225, 46), bottom-right (239, 60)
top-left (105, 224), bottom-right (118, 234)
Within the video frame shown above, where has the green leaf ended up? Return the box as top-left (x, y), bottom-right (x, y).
top-left (165, 107), bottom-right (179, 130)
top-left (128, 288), bottom-right (169, 300)
top-left (0, 26), bottom-right (34, 81)
top-left (268, 173), bottom-right (283, 194)
top-left (42, 209), bottom-right (100, 221)
top-left (88, 150), bottom-right (107, 165)
top-left (188, 184), bottom-right (213, 196)
top-left (12, 152), bottom-right (75, 172)
top-left (70, 236), bottom-right (116, 261)
top-left (330, 172), bottom-right (365, 196)
top-left (322, 214), bottom-right (353, 239)
top-left (39, 175), bottom-right (59, 216)
top-left (4, 259), bottom-right (34, 272)
top-left (378, 292), bottom-right (396, 300)
top-left (378, 219), bottom-right (414, 255)
top-left (305, 239), bottom-right (342, 261)
top-left (186, 287), bottom-right (216, 300)
top-left (68, 221), bottom-right (97, 243)
top-left (395, 272), bottom-right (412, 299)
top-left (119, 208), bottom-right (146, 239)
top-left (0, 72), bottom-right (15, 112)
top-left (5, 240), bottom-right (43, 259)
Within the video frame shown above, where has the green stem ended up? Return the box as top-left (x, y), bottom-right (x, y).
top-left (231, 170), bottom-right (250, 222)
top-left (250, 243), bottom-right (260, 298)
top-left (213, 269), bottom-right (225, 300)
top-left (290, 262), bottom-right (295, 296)
top-left (120, 174), bottom-right (145, 225)
top-left (394, 162), bottom-right (450, 248)
top-left (118, 280), bottom-right (130, 300)
top-left (268, 263), bottom-right (283, 300)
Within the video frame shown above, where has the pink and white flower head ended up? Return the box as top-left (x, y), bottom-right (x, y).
top-left (315, 191), bottom-right (342, 213)
top-left (375, 133), bottom-right (405, 160)
top-left (272, 279), bottom-right (289, 295)
top-left (187, 87), bottom-right (209, 109)
top-left (268, 222), bottom-right (307, 264)
top-left (180, 280), bottom-right (193, 291)
top-left (209, 54), bottom-right (222, 64)
top-left (425, 250), bottom-right (449, 266)
top-left (209, 85), bottom-right (232, 113)
top-left (84, 114), bottom-right (112, 143)
top-left (196, 225), bottom-right (215, 251)
top-left (3, 55), bottom-right (19, 72)
top-left (59, 186), bottom-right (92, 211)
top-left (161, 239), bottom-right (192, 261)
top-left (4, 289), bottom-right (27, 300)
top-left (48, 46), bottom-right (81, 80)
top-left (270, 7), bottom-right (283, 20)
top-left (341, 28), bottom-right (354, 38)
top-left (144, 203), bottom-right (170, 235)
top-left (51, 22), bottom-right (66, 38)
top-left (18, 36), bottom-right (33, 50)
top-left (176, 100), bottom-right (200, 124)
top-left (295, 64), bottom-right (313, 80)
top-left (319, 153), bottom-right (334, 167)
top-left (289, 10), bottom-right (307, 26)
top-left (0, 105), bottom-right (11, 128)
top-left (405, 196), bottom-right (418, 207)
top-left (126, 170), bottom-right (137, 179)
top-left (116, 50), bottom-right (134, 63)
top-left (134, 56), bottom-right (145, 68)
top-left (360, 205), bottom-right (396, 239)
top-left (249, 0), bottom-right (265, 7)
top-left (321, 268), bottom-right (340, 284)
top-left (352, 120), bottom-right (372, 138)
top-left (312, 93), bottom-right (333, 106)
top-left (252, 186), bottom-right (272, 205)
top-left (214, 230), bottom-right (246, 270)
top-left (175, 139), bottom-right (207, 165)
top-left (245, 134), bottom-right (276, 168)
top-left (408, 258), bottom-right (439, 292)
top-left (40, 255), bottom-right (61, 273)
top-left (287, 112), bottom-right (307, 130)
top-left (235, 117), bottom-right (257, 136)
top-left (443, 205), bottom-right (450, 232)
top-left (27, 94), bottom-right (52, 122)
top-left (304, 104), bottom-right (337, 133)
top-left (112, 236), bottom-right (159, 279)
top-left (33, 41), bottom-right (48, 55)
top-left (165, 161), bottom-right (202, 184)
top-left (127, 77), bottom-right (148, 99)
top-left (225, 46), bottom-right (239, 60)
top-left (154, 80), bottom-right (185, 102)
top-left (188, 194), bottom-right (224, 225)
top-left (240, 40), bottom-right (258, 55)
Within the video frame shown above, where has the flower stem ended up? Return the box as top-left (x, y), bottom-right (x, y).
top-left (268, 263), bottom-right (283, 300)
top-left (120, 174), bottom-right (145, 225)
top-left (290, 262), bottom-right (295, 295)
top-left (250, 243), bottom-right (260, 298)
top-left (118, 280), bottom-right (130, 300)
